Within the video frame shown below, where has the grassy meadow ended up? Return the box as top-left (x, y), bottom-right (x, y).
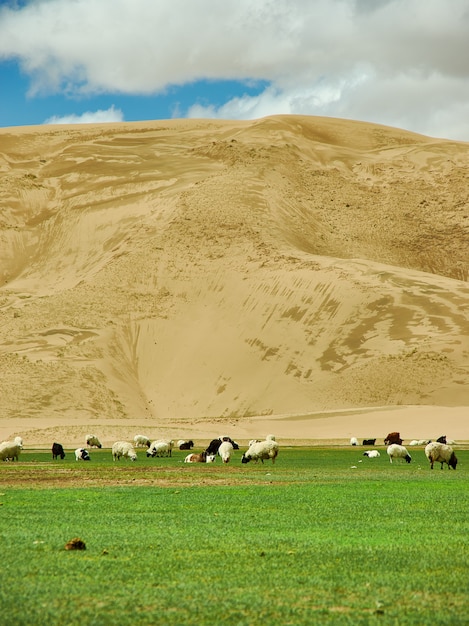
top-left (0, 446), bottom-right (468, 625)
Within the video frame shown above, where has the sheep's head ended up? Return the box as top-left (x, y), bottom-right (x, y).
top-left (405, 454), bottom-right (411, 463)
top-left (206, 454), bottom-right (216, 463)
top-left (241, 454), bottom-right (251, 464)
top-left (449, 452), bottom-right (458, 469)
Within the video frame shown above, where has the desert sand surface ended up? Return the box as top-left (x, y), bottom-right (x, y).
top-left (0, 115), bottom-right (468, 448)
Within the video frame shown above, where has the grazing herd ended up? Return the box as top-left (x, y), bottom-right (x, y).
top-left (352, 431), bottom-right (459, 469)
top-left (0, 430), bottom-right (462, 471)
top-left (0, 432), bottom-right (278, 466)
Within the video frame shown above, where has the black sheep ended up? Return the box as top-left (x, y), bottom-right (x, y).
top-left (52, 442), bottom-right (65, 460)
top-left (179, 440), bottom-right (194, 450)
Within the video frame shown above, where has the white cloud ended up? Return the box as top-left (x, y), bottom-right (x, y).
top-left (1, 0), bottom-right (469, 139)
top-left (44, 106), bottom-right (124, 125)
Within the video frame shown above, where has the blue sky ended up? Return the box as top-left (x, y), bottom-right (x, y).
top-left (1, 0), bottom-right (469, 140)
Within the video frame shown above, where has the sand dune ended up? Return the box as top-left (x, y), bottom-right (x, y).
top-left (0, 115), bottom-right (468, 445)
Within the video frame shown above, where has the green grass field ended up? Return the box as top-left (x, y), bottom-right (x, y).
top-left (0, 446), bottom-right (468, 625)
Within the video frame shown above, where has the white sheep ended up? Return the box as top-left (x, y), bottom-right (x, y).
top-left (218, 441), bottom-right (234, 464)
top-left (248, 439), bottom-right (261, 447)
top-left (350, 437), bottom-right (358, 446)
top-left (418, 439), bottom-right (431, 445)
top-left (86, 434), bottom-right (102, 449)
top-left (112, 441), bottom-right (137, 461)
top-left (147, 440), bottom-right (174, 458)
top-left (248, 435), bottom-right (274, 447)
top-left (0, 441), bottom-right (22, 461)
top-left (75, 448), bottom-right (90, 461)
top-left (241, 439), bottom-right (279, 464)
top-left (363, 450), bottom-right (380, 458)
top-left (134, 435), bottom-right (151, 448)
top-left (409, 440), bottom-right (419, 446)
top-left (425, 442), bottom-right (458, 470)
top-left (386, 444), bottom-right (411, 464)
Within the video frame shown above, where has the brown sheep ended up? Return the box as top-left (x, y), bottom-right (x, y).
top-left (384, 432), bottom-right (403, 446)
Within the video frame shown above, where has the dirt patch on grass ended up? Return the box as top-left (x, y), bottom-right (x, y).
top-left (0, 462), bottom-right (275, 489)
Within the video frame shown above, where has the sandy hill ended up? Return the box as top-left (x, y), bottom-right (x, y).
top-left (0, 115), bottom-right (468, 446)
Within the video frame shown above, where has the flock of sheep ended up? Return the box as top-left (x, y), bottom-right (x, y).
top-left (0, 431), bottom-right (460, 470)
top-left (352, 432), bottom-right (459, 470)
top-left (26, 433), bottom-right (279, 465)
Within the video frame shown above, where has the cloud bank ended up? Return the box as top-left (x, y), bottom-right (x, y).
top-left (44, 105), bottom-right (124, 125)
top-left (1, 0), bottom-right (469, 139)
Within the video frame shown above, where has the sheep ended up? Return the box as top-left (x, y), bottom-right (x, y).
top-left (384, 432), bottom-right (403, 446)
top-left (205, 436), bottom-right (239, 455)
top-left (206, 439), bottom-right (222, 455)
top-left (218, 441), bottom-right (234, 464)
top-left (249, 439), bottom-right (262, 447)
top-left (362, 438), bottom-right (376, 446)
top-left (363, 450), bottom-right (380, 458)
top-left (147, 439), bottom-right (174, 458)
top-left (86, 434), bottom-right (102, 449)
top-left (184, 451), bottom-right (217, 463)
top-left (241, 439), bottom-right (279, 464)
top-left (0, 441), bottom-right (22, 462)
top-left (425, 442), bottom-right (458, 470)
top-left (184, 451), bottom-right (206, 463)
top-left (52, 442), bottom-right (65, 460)
top-left (178, 440), bottom-right (194, 450)
top-left (112, 441), bottom-right (137, 461)
top-left (75, 448), bottom-right (90, 461)
top-left (350, 437), bottom-right (358, 446)
top-left (219, 436), bottom-right (240, 449)
top-left (386, 444), bottom-right (411, 464)
top-left (133, 435), bottom-right (151, 448)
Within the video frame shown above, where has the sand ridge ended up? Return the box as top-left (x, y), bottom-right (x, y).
top-left (0, 115), bottom-right (468, 445)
